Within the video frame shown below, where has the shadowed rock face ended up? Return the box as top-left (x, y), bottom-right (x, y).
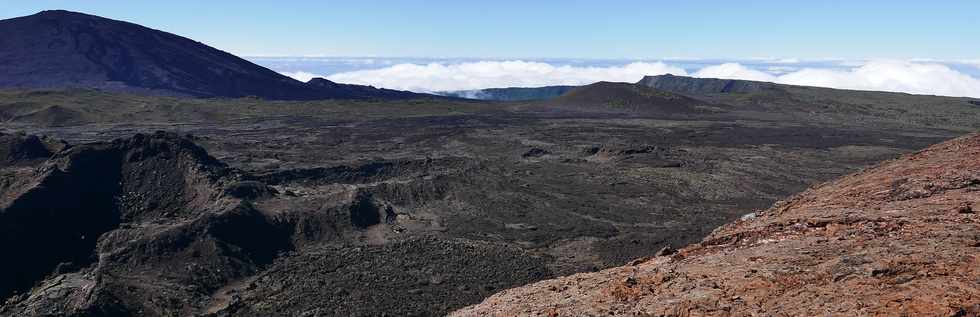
top-left (0, 10), bottom-right (420, 100)
top-left (0, 133), bottom-right (278, 315)
top-left (454, 133), bottom-right (980, 316)
top-left (0, 133), bottom-right (65, 167)
top-left (0, 132), bottom-right (231, 301)
top-left (348, 191), bottom-right (392, 228)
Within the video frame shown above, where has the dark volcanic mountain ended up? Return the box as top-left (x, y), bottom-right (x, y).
top-left (0, 10), bottom-right (419, 100)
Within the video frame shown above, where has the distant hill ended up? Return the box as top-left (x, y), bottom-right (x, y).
top-left (637, 74), bottom-right (779, 95)
top-left (0, 10), bottom-right (420, 100)
top-left (636, 73), bottom-right (779, 94)
top-left (441, 74), bottom-right (784, 102)
top-left (440, 86), bottom-right (577, 101)
top-left (542, 81), bottom-right (724, 114)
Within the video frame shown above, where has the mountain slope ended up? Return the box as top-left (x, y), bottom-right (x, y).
top-left (455, 133), bottom-right (980, 316)
top-left (0, 10), bottom-right (419, 100)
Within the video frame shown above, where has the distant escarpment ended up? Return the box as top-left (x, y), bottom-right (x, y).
top-left (541, 81), bottom-right (728, 115)
top-left (0, 10), bottom-right (421, 100)
top-left (455, 133), bottom-right (980, 316)
top-left (636, 73), bottom-right (779, 95)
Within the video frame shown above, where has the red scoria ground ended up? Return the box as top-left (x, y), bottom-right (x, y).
top-left (454, 133), bottom-right (980, 317)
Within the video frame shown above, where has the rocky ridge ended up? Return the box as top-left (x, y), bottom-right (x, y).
top-left (455, 133), bottom-right (980, 316)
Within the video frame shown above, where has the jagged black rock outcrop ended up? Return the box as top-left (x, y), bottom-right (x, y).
top-left (0, 132), bottom-right (483, 316)
top-left (0, 132), bottom-right (296, 315)
top-left (348, 191), bottom-right (396, 229)
top-left (0, 132), bottom-right (547, 316)
top-left (0, 132), bottom-right (229, 300)
top-left (0, 132), bottom-right (64, 166)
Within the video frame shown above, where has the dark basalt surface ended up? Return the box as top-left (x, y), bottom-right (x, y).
top-left (219, 238), bottom-right (551, 316)
top-left (0, 133), bottom-right (231, 304)
top-left (1, 74), bottom-right (979, 316)
top-left (454, 134), bottom-right (980, 316)
top-left (0, 133), bottom-right (554, 316)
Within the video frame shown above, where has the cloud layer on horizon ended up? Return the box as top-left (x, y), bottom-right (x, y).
top-left (694, 61), bottom-right (980, 98)
top-left (321, 61), bottom-right (686, 92)
top-left (282, 60), bottom-right (980, 98)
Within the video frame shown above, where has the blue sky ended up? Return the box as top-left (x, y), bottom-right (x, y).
top-left (2, 0), bottom-right (978, 59)
top-left (3, 1), bottom-right (980, 97)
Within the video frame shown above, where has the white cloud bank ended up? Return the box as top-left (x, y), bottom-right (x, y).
top-left (322, 61), bottom-right (686, 92)
top-left (694, 61), bottom-right (980, 98)
top-left (282, 60), bottom-right (980, 98)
